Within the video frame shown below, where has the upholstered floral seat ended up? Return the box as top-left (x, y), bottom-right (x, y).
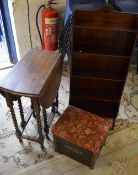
top-left (52, 105), bottom-right (112, 168)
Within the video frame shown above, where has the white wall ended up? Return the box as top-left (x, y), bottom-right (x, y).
top-left (12, 0), bottom-right (66, 58)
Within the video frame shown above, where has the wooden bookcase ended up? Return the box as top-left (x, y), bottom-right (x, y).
top-left (69, 5), bottom-right (138, 127)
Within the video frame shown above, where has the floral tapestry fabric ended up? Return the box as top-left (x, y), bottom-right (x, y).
top-left (52, 105), bottom-right (112, 153)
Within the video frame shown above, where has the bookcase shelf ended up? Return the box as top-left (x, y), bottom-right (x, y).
top-left (70, 76), bottom-right (124, 101)
top-left (72, 29), bottom-right (136, 57)
top-left (69, 5), bottom-right (138, 124)
top-left (72, 52), bottom-right (130, 80)
top-left (70, 97), bottom-right (120, 119)
top-left (73, 24), bottom-right (137, 33)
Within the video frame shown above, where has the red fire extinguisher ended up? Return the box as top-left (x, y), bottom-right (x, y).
top-left (36, 0), bottom-right (58, 51)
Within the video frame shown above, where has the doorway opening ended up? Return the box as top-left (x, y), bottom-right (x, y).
top-left (0, 0), bottom-right (19, 70)
top-left (0, 9), bottom-right (10, 68)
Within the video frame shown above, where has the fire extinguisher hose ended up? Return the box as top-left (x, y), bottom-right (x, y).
top-left (36, 4), bottom-right (45, 47)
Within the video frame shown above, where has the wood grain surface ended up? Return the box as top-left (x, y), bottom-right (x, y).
top-left (0, 49), bottom-right (61, 97)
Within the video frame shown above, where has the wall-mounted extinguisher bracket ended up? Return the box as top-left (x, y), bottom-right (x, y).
top-left (36, 0), bottom-right (58, 51)
top-left (48, 0), bottom-right (57, 7)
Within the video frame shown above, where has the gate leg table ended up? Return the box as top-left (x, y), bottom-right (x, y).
top-left (0, 49), bottom-right (63, 150)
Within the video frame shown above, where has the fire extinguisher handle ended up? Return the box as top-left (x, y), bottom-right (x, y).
top-left (48, 2), bottom-right (57, 6)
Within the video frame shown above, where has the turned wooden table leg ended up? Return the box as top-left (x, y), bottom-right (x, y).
top-left (43, 107), bottom-right (50, 140)
top-left (31, 100), bottom-right (36, 119)
top-left (51, 94), bottom-right (59, 115)
top-left (55, 94), bottom-right (59, 114)
top-left (31, 98), bottom-right (45, 151)
top-left (18, 98), bottom-right (26, 128)
top-left (5, 93), bottom-right (22, 143)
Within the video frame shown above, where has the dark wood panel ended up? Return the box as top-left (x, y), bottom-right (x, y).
top-left (69, 97), bottom-right (120, 119)
top-left (72, 28), bottom-right (136, 56)
top-left (73, 6), bottom-right (138, 32)
top-left (72, 52), bottom-right (130, 79)
top-left (70, 76), bottom-right (124, 101)
top-left (0, 49), bottom-right (62, 97)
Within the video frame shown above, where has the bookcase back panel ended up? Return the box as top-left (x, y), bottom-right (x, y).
top-left (70, 76), bottom-right (124, 101)
top-left (70, 88), bottom-right (122, 101)
top-left (73, 6), bottom-right (138, 31)
top-left (69, 97), bottom-right (120, 119)
top-left (72, 52), bottom-right (130, 80)
top-left (73, 29), bottom-right (136, 56)
top-left (71, 76), bottom-right (124, 89)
